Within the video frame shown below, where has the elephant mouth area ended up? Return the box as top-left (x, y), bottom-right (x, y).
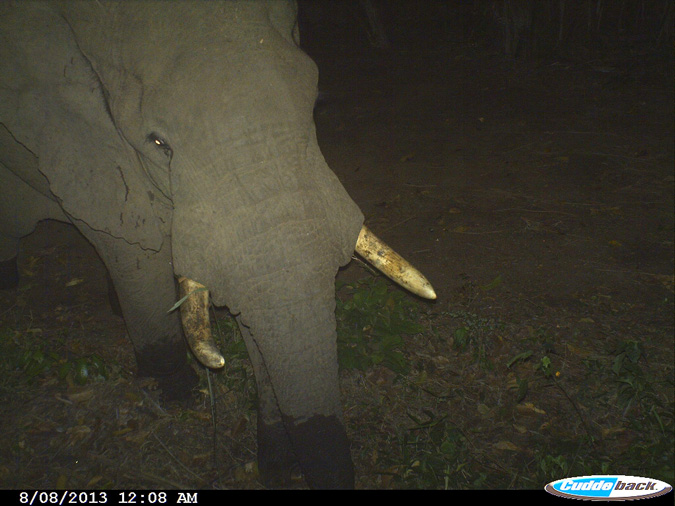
top-left (177, 225), bottom-right (435, 369)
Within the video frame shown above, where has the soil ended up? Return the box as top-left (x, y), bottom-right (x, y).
top-left (1, 12), bottom-right (672, 491)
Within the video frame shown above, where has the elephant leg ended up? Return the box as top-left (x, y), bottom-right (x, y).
top-left (105, 269), bottom-right (123, 317)
top-left (0, 160), bottom-right (65, 289)
top-left (283, 412), bottom-right (354, 489)
top-left (0, 235), bottom-right (19, 289)
top-left (77, 226), bottom-right (196, 401)
top-left (0, 256), bottom-right (19, 290)
top-left (239, 323), bottom-right (354, 489)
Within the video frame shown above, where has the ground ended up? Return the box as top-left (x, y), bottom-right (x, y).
top-left (0, 13), bottom-right (673, 491)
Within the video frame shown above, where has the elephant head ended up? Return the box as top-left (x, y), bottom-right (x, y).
top-left (0, 1), bottom-right (434, 488)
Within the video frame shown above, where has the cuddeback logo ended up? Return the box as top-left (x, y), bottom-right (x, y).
top-left (545, 475), bottom-right (672, 500)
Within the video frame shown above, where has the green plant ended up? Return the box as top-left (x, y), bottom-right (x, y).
top-left (58, 355), bottom-right (107, 385)
top-left (335, 277), bottom-right (425, 375)
top-left (536, 453), bottom-right (569, 481)
top-left (446, 310), bottom-right (502, 370)
top-left (393, 411), bottom-right (470, 489)
top-left (0, 327), bottom-right (107, 385)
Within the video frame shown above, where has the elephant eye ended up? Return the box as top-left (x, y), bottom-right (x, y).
top-left (148, 133), bottom-right (173, 158)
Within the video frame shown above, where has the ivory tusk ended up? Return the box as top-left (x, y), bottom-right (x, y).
top-left (355, 225), bottom-right (437, 300)
top-left (177, 277), bottom-right (225, 369)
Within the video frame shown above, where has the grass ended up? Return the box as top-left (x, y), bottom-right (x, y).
top-left (1, 275), bottom-right (672, 489)
top-left (335, 276), bottom-right (425, 375)
top-left (332, 279), bottom-right (673, 489)
top-left (0, 326), bottom-right (108, 386)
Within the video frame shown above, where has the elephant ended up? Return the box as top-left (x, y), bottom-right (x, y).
top-left (0, 1), bottom-right (435, 489)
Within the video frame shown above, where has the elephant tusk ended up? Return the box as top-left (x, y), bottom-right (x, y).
top-left (355, 226), bottom-right (437, 300)
top-left (177, 277), bottom-right (225, 369)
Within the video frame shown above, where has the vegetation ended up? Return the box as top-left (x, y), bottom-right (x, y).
top-left (1, 274), bottom-right (672, 489)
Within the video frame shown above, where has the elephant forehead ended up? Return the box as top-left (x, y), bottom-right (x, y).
top-left (61, 1), bottom-right (316, 131)
top-left (170, 128), bottom-right (298, 199)
top-left (108, 1), bottom-right (313, 88)
top-left (144, 46), bottom-right (318, 137)
top-left (105, 1), bottom-right (283, 56)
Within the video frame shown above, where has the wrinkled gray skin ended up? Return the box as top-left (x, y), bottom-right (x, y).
top-left (0, 1), bottom-right (364, 488)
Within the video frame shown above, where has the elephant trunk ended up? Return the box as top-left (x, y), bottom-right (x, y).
top-left (178, 225), bottom-right (435, 369)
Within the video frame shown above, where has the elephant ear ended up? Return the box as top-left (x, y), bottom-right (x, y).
top-left (18, 4), bottom-right (165, 250)
top-left (37, 94), bottom-right (165, 250)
